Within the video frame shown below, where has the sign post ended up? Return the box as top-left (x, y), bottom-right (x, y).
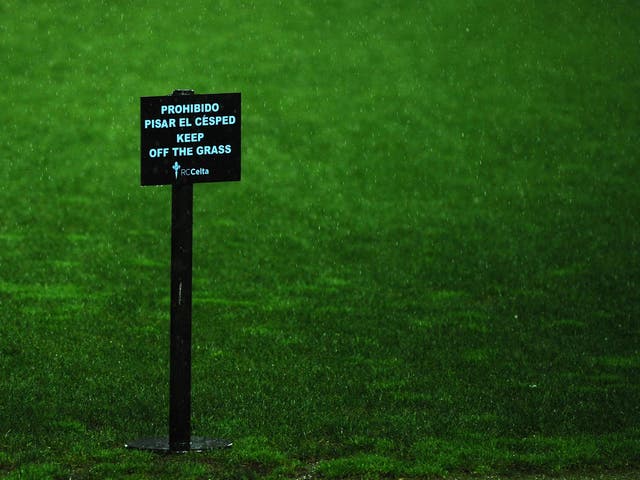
top-left (126, 89), bottom-right (240, 453)
top-left (169, 175), bottom-right (193, 452)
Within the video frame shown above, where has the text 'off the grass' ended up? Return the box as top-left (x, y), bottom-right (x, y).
top-left (140, 93), bottom-right (241, 186)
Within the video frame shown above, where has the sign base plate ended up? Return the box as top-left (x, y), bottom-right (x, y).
top-left (125, 436), bottom-right (232, 453)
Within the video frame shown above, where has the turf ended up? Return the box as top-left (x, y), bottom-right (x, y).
top-left (1, 0), bottom-right (639, 478)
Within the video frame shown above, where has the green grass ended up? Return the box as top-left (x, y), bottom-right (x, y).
top-left (1, 0), bottom-right (639, 478)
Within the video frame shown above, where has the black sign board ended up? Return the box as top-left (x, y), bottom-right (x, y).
top-left (140, 93), bottom-right (241, 185)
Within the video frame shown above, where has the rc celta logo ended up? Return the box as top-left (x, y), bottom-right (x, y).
top-left (171, 161), bottom-right (210, 179)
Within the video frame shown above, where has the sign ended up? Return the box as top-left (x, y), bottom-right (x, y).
top-left (128, 90), bottom-right (237, 452)
top-left (140, 93), bottom-right (241, 185)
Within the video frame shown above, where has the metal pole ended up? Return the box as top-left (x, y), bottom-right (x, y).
top-left (169, 180), bottom-right (193, 451)
top-left (169, 88), bottom-right (194, 452)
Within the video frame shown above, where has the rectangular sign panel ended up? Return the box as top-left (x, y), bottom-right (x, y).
top-left (140, 93), bottom-right (241, 186)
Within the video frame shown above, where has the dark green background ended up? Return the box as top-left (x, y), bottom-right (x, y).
top-left (1, 1), bottom-right (638, 478)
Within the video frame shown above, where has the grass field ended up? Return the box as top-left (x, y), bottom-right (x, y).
top-left (1, 0), bottom-right (639, 478)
